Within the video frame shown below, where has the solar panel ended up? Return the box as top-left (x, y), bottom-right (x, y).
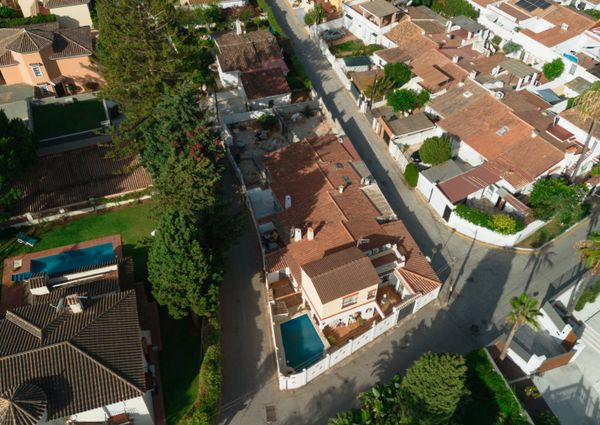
top-left (515, 0), bottom-right (550, 11)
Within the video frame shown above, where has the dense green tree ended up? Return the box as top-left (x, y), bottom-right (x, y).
top-left (0, 111), bottom-right (37, 219)
top-left (388, 89), bottom-right (417, 113)
top-left (195, 3), bottom-right (223, 30)
top-left (400, 352), bottom-right (468, 424)
top-left (139, 84), bottom-right (221, 177)
top-left (304, 4), bottom-right (326, 26)
top-left (96, 0), bottom-right (205, 156)
top-left (500, 294), bottom-right (541, 360)
top-left (148, 209), bottom-right (222, 320)
top-left (432, 0), bottom-right (478, 18)
top-left (542, 58), bottom-right (565, 81)
top-left (404, 163), bottom-right (419, 187)
top-left (529, 177), bottom-right (586, 223)
top-left (383, 63), bottom-right (412, 88)
top-left (419, 136), bottom-right (451, 165)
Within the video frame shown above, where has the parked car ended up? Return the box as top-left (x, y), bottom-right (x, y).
top-left (411, 150), bottom-right (421, 163)
top-left (322, 29), bottom-right (345, 41)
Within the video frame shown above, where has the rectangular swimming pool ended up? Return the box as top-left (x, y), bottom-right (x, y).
top-left (30, 242), bottom-right (116, 276)
top-left (280, 314), bottom-right (324, 372)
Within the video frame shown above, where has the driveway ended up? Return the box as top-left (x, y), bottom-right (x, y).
top-left (218, 2), bottom-right (600, 423)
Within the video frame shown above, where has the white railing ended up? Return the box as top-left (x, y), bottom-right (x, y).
top-left (279, 296), bottom-right (418, 390)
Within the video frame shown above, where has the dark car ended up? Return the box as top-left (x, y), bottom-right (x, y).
top-left (411, 150), bottom-right (421, 163)
top-left (322, 29), bottom-right (345, 41)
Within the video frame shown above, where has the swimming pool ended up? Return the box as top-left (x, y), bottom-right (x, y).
top-left (280, 314), bottom-right (324, 371)
top-left (29, 242), bottom-right (116, 276)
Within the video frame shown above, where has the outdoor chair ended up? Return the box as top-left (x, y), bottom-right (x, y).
top-left (16, 232), bottom-right (39, 247)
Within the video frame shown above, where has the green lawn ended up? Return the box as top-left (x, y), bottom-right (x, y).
top-left (330, 40), bottom-right (383, 58)
top-left (31, 99), bottom-right (107, 140)
top-left (0, 202), bottom-right (203, 423)
top-left (161, 313), bottom-right (203, 425)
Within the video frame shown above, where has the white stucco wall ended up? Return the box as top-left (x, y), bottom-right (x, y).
top-left (69, 393), bottom-right (154, 425)
top-left (539, 304), bottom-right (573, 340)
top-left (342, 3), bottom-right (397, 45)
top-left (508, 348), bottom-right (546, 375)
top-left (52, 4), bottom-right (93, 28)
top-left (457, 140), bottom-right (486, 165)
top-left (17, 0), bottom-right (36, 17)
top-left (248, 93), bottom-right (292, 110)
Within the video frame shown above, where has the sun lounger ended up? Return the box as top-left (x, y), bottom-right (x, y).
top-left (16, 232), bottom-right (38, 247)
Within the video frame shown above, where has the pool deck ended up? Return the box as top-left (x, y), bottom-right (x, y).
top-left (1, 234), bottom-right (122, 313)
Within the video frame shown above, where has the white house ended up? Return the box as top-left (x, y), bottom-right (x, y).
top-left (343, 0), bottom-right (401, 45)
top-left (18, 0), bottom-right (93, 28)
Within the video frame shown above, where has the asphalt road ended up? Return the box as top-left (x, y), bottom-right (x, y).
top-left (218, 3), bottom-right (600, 424)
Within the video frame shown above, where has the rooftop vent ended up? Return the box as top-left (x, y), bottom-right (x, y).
top-left (496, 126), bottom-right (509, 136)
top-left (307, 227), bottom-right (314, 241)
top-left (342, 176), bottom-right (352, 186)
top-left (294, 227), bottom-right (302, 242)
top-left (335, 162), bottom-right (344, 169)
top-left (284, 194), bottom-right (292, 209)
top-left (463, 90), bottom-right (473, 98)
top-left (65, 294), bottom-right (84, 314)
top-left (561, 23), bottom-right (569, 31)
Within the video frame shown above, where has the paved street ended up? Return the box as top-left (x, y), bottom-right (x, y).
top-left (218, 2), bottom-right (600, 424)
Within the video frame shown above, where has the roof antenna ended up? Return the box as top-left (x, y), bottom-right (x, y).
top-left (49, 297), bottom-right (65, 313)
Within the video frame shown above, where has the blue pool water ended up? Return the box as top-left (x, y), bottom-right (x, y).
top-left (564, 53), bottom-right (579, 63)
top-left (29, 242), bottom-right (115, 276)
top-left (280, 314), bottom-right (324, 371)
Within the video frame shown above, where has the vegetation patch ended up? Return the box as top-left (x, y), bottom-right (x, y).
top-left (575, 280), bottom-right (600, 311)
top-left (331, 40), bottom-right (383, 58)
top-left (257, 0), bottom-right (285, 37)
top-left (529, 177), bottom-right (588, 224)
top-left (419, 136), bottom-right (451, 165)
top-left (432, 0), bottom-right (478, 18)
top-left (542, 59), bottom-right (565, 81)
top-left (455, 349), bottom-right (527, 424)
top-left (454, 204), bottom-right (525, 235)
top-left (0, 6), bottom-right (56, 28)
top-left (404, 163), bottom-right (419, 188)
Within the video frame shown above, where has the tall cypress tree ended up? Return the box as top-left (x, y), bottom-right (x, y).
top-left (95, 0), bottom-right (198, 156)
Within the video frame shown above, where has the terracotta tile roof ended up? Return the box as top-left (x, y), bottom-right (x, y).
top-left (438, 163), bottom-right (501, 203)
top-left (411, 49), bottom-right (467, 92)
top-left (427, 79), bottom-right (487, 117)
top-left (214, 30), bottom-right (284, 72)
top-left (497, 2), bottom-right (530, 21)
top-left (439, 94), bottom-right (532, 158)
top-left (490, 137), bottom-right (564, 189)
top-left (559, 107), bottom-right (600, 139)
top-left (473, 0), bottom-right (497, 7)
top-left (520, 6), bottom-right (595, 47)
top-left (0, 23), bottom-right (92, 66)
top-left (241, 68), bottom-right (290, 100)
top-left (0, 384), bottom-right (47, 425)
top-left (264, 135), bottom-right (441, 293)
top-left (374, 47), bottom-right (411, 64)
top-left (349, 69), bottom-right (384, 93)
top-left (0, 291), bottom-right (145, 420)
top-left (13, 146), bottom-right (152, 215)
top-left (302, 247), bottom-right (380, 303)
top-left (381, 221), bottom-right (441, 293)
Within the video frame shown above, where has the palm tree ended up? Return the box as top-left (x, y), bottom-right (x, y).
top-left (499, 293), bottom-right (542, 361)
top-left (570, 82), bottom-right (600, 179)
top-left (570, 231), bottom-right (600, 314)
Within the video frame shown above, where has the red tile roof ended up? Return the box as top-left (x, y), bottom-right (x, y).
top-left (438, 163), bottom-right (501, 204)
top-left (240, 68), bottom-right (290, 100)
top-left (302, 247), bottom-right (380, 303)
top-left (263, 135), bottom-right (441, 296)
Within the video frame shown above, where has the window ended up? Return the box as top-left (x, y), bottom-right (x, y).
top-left (342, 294), bottom-right (358, 308)
top-left (37, 84), bottom-right (49, 95)
top-left (31, 64), bottom-right (43, 77)
top-left (367, 289), bottom-right (377, 300)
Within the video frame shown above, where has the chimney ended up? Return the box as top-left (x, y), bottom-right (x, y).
top-left (65, 294), bottom-right (83, 314)
top-left (561, 23), bottom-right (569, 31)
top-left (235, 19), bottom-right (244, 35)
top-left (452, 55), bottom-right (460, 63)
top-left (294, 227), bottom-right (302, 242)
top-left (469, 70), bottom-right (478, 79)
top-left (338, 184), bottom-right (345, 193)
top-left (445, 20), bottom-right (452, 33)
top-left (285, 194), bottom-right (292, 209)
top-left (307, 227), bottom-right (314, 240)
top-left (337, 136), bottom-right (344, 144)
top-left (531, 129), bottom-right (539, 138)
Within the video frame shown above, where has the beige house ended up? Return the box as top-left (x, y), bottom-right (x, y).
top-left (301, 247), bottom-right (381, 328)
top-left (17, 0), bottom-right (93, 28)
top-left (0, 23), bottom-right (103, 97)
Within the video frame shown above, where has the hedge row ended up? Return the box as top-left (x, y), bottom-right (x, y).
top-left (0, 14), bottom-right (56, 28)
top-left (454, 204), bottom-right (525, 235)
top-left (256, 0), bottom-right (285, 38)
top-left (181, 325), bottom-right (222, 425)
top-left (466, 350), bottom-right (526, 423)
